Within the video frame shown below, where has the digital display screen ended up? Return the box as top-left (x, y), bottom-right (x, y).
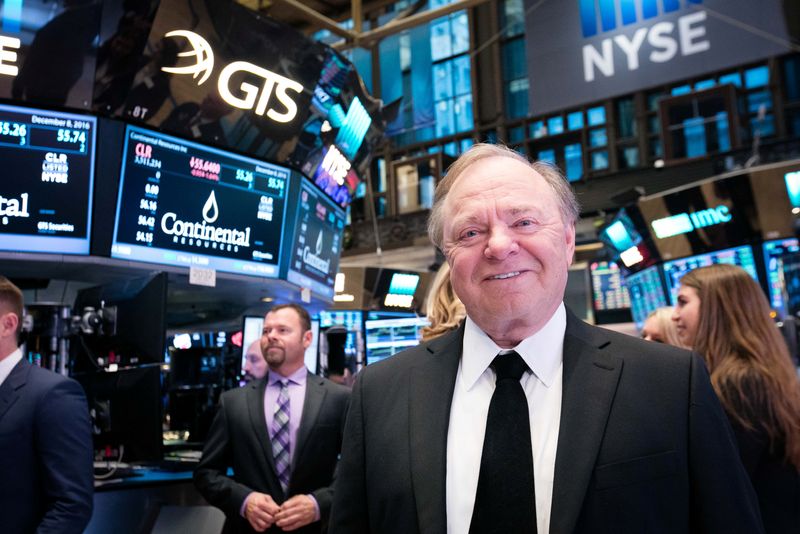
top-left (112, 125), bottom-right (290, 277)
top-left (662, 245), bottom-right (759, 304)
top-left (599, 209), bottom-right (642, 254)
top-left (0, 103), bottom-right (96, 254)
top-left (365, 316), bottom-right (429, 365)
top-left (624, 266), bottom-right (669, 329)
top-left (589, 261), bottom-right (631, 312)
top-left (319, 310), bottom-right (362, 331)
top-left (762, 238), bottom-right (800, 317)
top-left (284, 179), bottom-right (346, 298)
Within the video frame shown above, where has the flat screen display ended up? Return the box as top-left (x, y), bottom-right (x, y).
top-left (624, 266), bottom-right (669, 330)
top-left (365, 316), bottom-right (429, 365)
top-left (283, 179), bottom-right (346, 298)
top-left (589, 261), bottom-right (631, 312)
top-left (662, 245), bottom-right (759, 304)
top-left (762, 238), bottom-right (800, 318)
top-left (112, 125), bottom-right (290, 277)
top-left (0, 103), bottom-right (96, 254)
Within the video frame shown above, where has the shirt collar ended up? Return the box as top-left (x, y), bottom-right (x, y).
top-left (461, 303), bottom-right (566, 390)
top-left (0, 348), bottom-right (23, 386)
top-left (268, 365), bottom-right (308, 386)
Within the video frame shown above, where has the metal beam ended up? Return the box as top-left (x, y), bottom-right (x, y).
top-left (353, 0), bottom-right (363, 34)
top-left (271, 0), bottom-right (358, 40)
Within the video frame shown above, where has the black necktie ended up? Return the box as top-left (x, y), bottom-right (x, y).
top-left (469, 351), bottom-right (537, 534)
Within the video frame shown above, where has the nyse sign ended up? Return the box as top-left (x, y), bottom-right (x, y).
top-left (524, 0), bottom-right (791, 115)
top-left (0, 35), bottom-right (20, 77)
top-left (161, 30), bottom-right (304, 124)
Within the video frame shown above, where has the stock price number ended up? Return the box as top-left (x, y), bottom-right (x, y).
top-left (138, 214), bottom-right (155, 227)
top-left (56, 128), bottom-right (87, 152)
top-left (0, 121), bottom-right (27, 145)
top-left (139, 198), bottom-right (158, 211)
top-left (236, 169), bottom-right (254, 183)
top-left (189, 157), bottom-right (221, 174)
top-left (268, 176), bottom-right (285, 194)
top-left (136, 231), bottom-right (154, 244)
top-left (144, 183), bottom-right (160, 197)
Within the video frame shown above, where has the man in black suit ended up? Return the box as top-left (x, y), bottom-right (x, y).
top-left (329, 144), bottom-right (764, 534)
top-left (0, 276), bottom-right (94, 533)
top-left (195, 303), bottom-right (349, 533)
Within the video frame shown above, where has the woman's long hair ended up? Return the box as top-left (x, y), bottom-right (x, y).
top-left (421, 263), bottom-right (466, 342)
top-left (681, 264), bottom-right (800, 468)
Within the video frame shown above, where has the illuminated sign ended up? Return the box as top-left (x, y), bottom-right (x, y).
top-left (319, 145), bottom-right (351, 186)
top-left (651, 205), bottom-right (732, 238)
top-left (161, 30), bottom-right (305, 124)
top-left (0, 35), bottom-right (20, 77)
top-left (785, 170), bottom-right (800, 208)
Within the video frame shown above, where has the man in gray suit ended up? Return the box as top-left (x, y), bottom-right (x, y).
top-left (195, 303), bottom-right (349, 533)
top-left (329, 144), bottom-right (763, 534)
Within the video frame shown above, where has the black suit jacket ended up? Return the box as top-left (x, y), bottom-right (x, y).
top-left (0, 358), bottom-right (94, 534)
top-left (194, 371), bottom-right (350, 534)
top-left (329, 311), bottom-right (765, 534)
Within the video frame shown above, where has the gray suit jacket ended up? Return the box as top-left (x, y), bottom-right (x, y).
top-left (329, 310), bottom-right (764, 534)
top-left (195, 371), bottom-right (350, 534)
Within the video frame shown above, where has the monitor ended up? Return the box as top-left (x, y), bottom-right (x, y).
top-left (364, 316), bottom-right (429, 365)
top-left (71, 273), bottom-right (167, 371)
top-left (239, 315), bottom-right (319, 376)
top-left (283, 179), bottom-right (346, 298)
top-left (782, 253), bottom-right (800, 318)
top-left (598, 209), bottom-right (641, 254)
top-left (111, 125), bottom-right (291, 277)
top-left (762, 238), bottom-right (800, 318)
top-left (0, 103), bottom-right (97, 255)
top-left (589, 261), bottom-right (631, 315)
top-left (624, 266), bottom-right (669, 330)
top-left (662, 245), bottom-right (759, 304)
top-left (74, 365), bottom-right (163, 463)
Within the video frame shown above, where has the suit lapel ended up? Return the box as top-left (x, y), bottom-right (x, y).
top-left (549, 312), bottom-right (622, 534)
top-left (292, 371), bottom-right (325, 472)
top-left (0, 359), bottom-right (27, 423)
top-left (409, 326), bottom-right (463, 534)
top-left (246, 378), bottom-right (279, 480)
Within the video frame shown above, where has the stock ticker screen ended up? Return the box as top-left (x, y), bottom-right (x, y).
top-left (284, 179), bottom-right (346, 298)
top-left (762, 238), bottom-right (800, 318)
top-left (624, 266), bottom-right (669, 329)
top-left (589, 261), bottom-right (631, 312)
top-left (662, 245), bottom-right (759, 304)
top-left (0, 103), bottom-right (96, 254)
top-left (111, 125), bottom-right (290, 277)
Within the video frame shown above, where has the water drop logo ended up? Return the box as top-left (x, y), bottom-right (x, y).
top-left (202, 191), bottom-right (219, 223)
top-left (315, 230), bottom-right (323, 255)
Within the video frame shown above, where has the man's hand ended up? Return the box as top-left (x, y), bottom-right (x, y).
top-left (244, 492), bottom-right (281, 532)
top-left (274, 494), bottom-right (317, 531)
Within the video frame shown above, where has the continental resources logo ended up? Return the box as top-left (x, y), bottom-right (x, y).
top-left (580, 0), bottom-right (703, 38)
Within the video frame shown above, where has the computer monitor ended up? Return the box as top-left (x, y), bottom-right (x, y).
top-left (589, 261), bottom-right (632, 324)
top-left (71, 273), bottom-right (167, 371)
top-left (624, 265), bottom-right (669, 330)
top-left (662, 245), bottom-right (759, 305)
top-left (364, 316), bottom-right (429, 365)
top-left (762, 238), bottom-right (800, 318)
top-left (74, 365), bottom-right (163, 463)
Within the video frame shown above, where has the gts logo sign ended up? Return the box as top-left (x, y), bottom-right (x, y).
top-left (161, 30), bottom-right (305, 123)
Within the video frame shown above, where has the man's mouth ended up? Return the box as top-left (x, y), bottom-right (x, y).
top-left (489, 271), bottom-right (521, 280)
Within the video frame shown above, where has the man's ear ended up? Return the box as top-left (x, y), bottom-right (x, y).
top-left (0, 312), bottom-right (19, 339)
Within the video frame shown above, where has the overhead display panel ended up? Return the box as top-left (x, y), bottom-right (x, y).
top-left (111, 125), bottom-right (289, 277)
top-left (283, 179), bottom-right (346, 299)
top-left (94, 0), bottom-right (387, 208)
top-left (524, 0), bottom-right (792, 115)
top-left (0, 0), bottom-right (102, 110)
top-left (0, 103), bottom-right (96, 254)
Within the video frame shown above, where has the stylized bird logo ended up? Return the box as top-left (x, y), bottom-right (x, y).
top-left (161, 30), bottom-right (215, 86)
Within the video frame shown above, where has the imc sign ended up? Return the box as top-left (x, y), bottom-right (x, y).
top-left (524, 0), bottom-right (792, 115)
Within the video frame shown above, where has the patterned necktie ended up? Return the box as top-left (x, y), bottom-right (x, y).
top-left (271, 380), bottom-right (291, 494)
top-left (469, 351), bottom-right (537, 534)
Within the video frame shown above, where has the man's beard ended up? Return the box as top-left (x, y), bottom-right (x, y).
top-left (265, 346), bottom-right (285, 367)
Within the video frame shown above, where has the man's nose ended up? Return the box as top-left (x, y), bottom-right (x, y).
top-left (484, 226), bottom-right (518, 260)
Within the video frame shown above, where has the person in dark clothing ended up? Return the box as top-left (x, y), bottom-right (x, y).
top-left (674, 264), bottom-right (800, 533)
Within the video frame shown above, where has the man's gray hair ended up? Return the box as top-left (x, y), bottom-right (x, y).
top-left (427, 143), bottom-right (580, 252)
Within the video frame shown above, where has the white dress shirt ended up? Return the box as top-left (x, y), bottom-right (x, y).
top-left (446, 303), bottom-right (566, 534)
top-left (0, 348), bottom-right (22, 387)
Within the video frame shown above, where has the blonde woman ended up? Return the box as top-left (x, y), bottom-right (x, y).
top-left (420, 263), bottom-right (466, 342)
top-left (641, 306), bottom-right (686, 348)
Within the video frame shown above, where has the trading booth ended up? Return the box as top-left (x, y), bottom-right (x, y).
top-left (0, 1), bottom-right (389, 531)
top-left (596, 160), bottom-right (800, 364)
